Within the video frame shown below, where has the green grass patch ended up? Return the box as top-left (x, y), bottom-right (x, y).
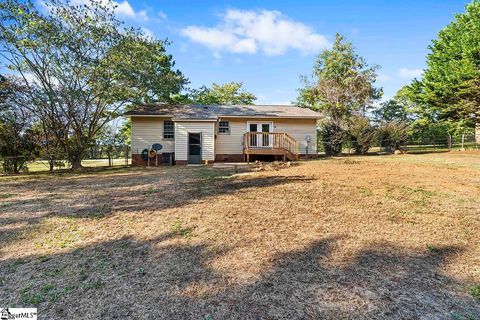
top-left (143, 186), bottom-right (158, 195)
top-left (426, 244), bottom-right (440, 254)
top-left (469, 284), bottom-right (480, 300)
top-left (171, 218), bottom-right (194, 239)
top-left (138, 267), bottom-right (146, 276)
top-left (81, 279), bottom-right (103, 290)
top-left (357, 187), bottom-right (373, 196)
top-left (20, 284), bottom-right (58, 305)
top-left (0, 202), bottom-right (11, 208)
top-left (8, 259), bottom-right (27, 273)
top-left (194, 167), bottom-right (232, 181)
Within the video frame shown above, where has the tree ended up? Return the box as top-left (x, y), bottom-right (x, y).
top-left (348, 116), bottom-right (376, 155)
top-left (377, 120), bottom-right (409, 153)
top-left (0, 75), bottom-right (9, 103)
top-left (373, 86), bottom-right (413, 123)
top-left (297, 34), bottom-right (381, 155)
top-left (0, 76), bottom-right (40, 173)
top-left (191, 82), bottom-right (257, 105)
top-left (92, 119), bottom-right (126, 166)
top-left (409, 1), bottom-right (480, 132)
top-left (0, 0), bottom-right (187, 170)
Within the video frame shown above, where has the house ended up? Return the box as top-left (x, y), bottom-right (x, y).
top-left (124, 103), bottom-right (321, 165)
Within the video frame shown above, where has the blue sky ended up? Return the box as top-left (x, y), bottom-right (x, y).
top-left (20, 1), bottom-right (474, 103)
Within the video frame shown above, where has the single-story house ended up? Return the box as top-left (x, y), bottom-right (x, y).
top-left (124, 103), bottom-right (321, 165)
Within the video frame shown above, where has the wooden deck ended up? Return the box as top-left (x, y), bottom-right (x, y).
top-left (243, 132), bottom-right (299, 162)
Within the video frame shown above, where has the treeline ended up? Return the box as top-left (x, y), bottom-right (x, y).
top-left (0, 0), bottom-right (257, 173)
top-left (297, 1), bottom-right (480, 155)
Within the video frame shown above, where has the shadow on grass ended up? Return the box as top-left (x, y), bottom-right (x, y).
top-left (0, 235), bottom-right (478, 319)
top-left (0, 167), bottom-right (313, 245)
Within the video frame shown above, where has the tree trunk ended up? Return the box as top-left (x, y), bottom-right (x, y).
top-left (70, 153), bottom-right (84, 170)
top-left (49, 158), bottom-right (55, 172)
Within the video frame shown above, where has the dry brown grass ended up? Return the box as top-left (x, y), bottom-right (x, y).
top-left (1, 152), bottom-right (479, 319)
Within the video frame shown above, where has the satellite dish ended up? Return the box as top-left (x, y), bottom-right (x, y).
top-left (152, 143), bottom-right (163, 151)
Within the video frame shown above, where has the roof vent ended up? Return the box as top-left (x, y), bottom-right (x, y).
top-left (203, 106), bottom-right (208, 110)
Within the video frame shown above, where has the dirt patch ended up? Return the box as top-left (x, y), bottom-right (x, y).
top-left (1, 154), bottom-right (479, 319)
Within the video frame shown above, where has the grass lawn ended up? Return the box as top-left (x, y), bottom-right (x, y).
top-left (1, 152), bottom-right (479, 319)
top-left (25, 159), bottom-right (131, 172)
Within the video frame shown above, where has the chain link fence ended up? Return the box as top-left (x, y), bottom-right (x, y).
top-left (1, 145), bottom-right (131, 174)
top-left (318, 134), bottom-right (478, 156)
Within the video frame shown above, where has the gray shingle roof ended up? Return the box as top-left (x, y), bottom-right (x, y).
top-left (124, 103), bottom-right (321, 120)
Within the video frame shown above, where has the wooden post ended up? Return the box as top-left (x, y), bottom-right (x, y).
top-left (461, 134), bottom-right (465, 151)
top-left (448, 134), bottom-right (452, 151)
top-left (147, 147), bottom-right (150, 167)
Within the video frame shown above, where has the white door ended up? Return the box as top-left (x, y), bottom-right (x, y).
top-left (248, 122), bottom-right (273, 148)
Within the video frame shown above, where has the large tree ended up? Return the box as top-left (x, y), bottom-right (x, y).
top-left (0, 76), bottom-right (40, 173)
top-left (373, 86), bottom-right (413, 124)
top-left (191, 82), bottom-right (257, 105)
top-left (0, 0), bottom-right (187, 169)
top-left (297, 34), bottom-right (381, 155)
top-left (409, 0), bottom-right (480, 132)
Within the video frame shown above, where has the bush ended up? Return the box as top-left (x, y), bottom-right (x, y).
top-left (378, 120), bottom-right (409, 153)
top-left (348, 116), bottom-right (376, 155)
top-left (319, 122), bottom-right (346, 156)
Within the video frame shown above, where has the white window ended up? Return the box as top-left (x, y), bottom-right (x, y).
top-left (163, 120), bottom-right (174, 139)
top-left (219, 121), bottom-right (230, 134)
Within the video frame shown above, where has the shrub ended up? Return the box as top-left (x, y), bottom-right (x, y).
top-left (319, 122), bottom-right (346, 156)
top-left (378, 120), bottom-right (409, 153)
top-left (348, 116), bottom-right (376, 155)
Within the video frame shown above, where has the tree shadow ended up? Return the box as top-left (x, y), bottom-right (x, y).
top-left (0, 167), bottom-right (313, 245)
top-left (1, 235), bottom-right (478, 319)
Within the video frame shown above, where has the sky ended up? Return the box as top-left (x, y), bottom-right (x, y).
top-left (12, 0), bottom-right (473, 104)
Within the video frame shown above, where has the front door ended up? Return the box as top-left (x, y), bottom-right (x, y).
top-left (248, 123), bottom-right (272, 148)
top-left (188, 133), bottom-right (202, 164)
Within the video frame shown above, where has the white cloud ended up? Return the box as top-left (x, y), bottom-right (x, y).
top-left (157, 11), bottom-right (168, 19)
top-left (398, 68), bottom-right (423, 79)
top-left (68, 0), bottom-right (148, 21)
top-left (115, 0), bottom-right (147, 21)
top-left (181, 9), bottom-right (330, 56)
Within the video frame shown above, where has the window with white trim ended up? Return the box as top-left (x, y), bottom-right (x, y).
top-left (163, 120), bottom-right (174, 139)
top-left (219, 121), bottom-right (230, 134)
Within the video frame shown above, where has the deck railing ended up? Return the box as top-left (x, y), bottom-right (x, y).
top-left (243, 132), bottom-right (299, 159)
